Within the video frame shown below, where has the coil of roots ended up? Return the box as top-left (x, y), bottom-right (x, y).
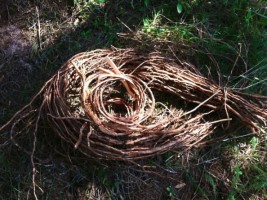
top-left (1, 48), bottom-right (266, 160)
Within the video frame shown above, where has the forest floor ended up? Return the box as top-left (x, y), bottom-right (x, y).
top-left (0, 0), bottom-right (267, 199)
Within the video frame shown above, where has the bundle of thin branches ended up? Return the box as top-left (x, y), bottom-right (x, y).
top-left (1, 48), bottom-right (266, 160)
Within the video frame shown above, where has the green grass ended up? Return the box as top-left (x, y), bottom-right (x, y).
top-left (0, 0), bottom-right (266, 199)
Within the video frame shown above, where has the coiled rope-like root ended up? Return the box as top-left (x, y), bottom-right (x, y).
top-left (1, 48), bottom-right (266, 160)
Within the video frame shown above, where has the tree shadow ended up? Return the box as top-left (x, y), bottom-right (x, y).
top-left (0, 0), bottom-right (266, 199)
top-left (0, 0), bottom-right (165, 199)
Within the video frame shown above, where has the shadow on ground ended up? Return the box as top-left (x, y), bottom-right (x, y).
top-left (0, 0), bottom-right (266, 199)
top-left (0, 1), bottom-right (178, 199)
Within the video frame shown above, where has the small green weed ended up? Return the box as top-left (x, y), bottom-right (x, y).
top-left (204, 172), bottom-right (217, 198)
top-left (73, 0), bottom-right (106, 19)
top-left (184, 171), bottom-right (209, 199)
top-left (166, 185), bottom-right (176, 198)
top-left (140, 11), bottom-right (198, 45)
top-left (228, 167), bottom-right (243, 200)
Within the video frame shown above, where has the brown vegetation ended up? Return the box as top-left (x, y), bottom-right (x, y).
top-left (1, 48), bottom-right (266, 161)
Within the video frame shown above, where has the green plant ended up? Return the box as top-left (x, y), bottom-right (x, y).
top-left (248, 165), bottom-right (267, 191)
top-left (140, 10), bottom-right (198, 45)
top-left (228, 167), bottom-right (243, 200)
top-left (80, 29), bottom-right (92, 39)
top-left (73, 0), bottom-right (106, 19)
top-left (184, 171), bottom-right (209, 199)
top-left (166, 185), bottom-right (176, 198)
top-left (204, 172), bottom-right (217, 198)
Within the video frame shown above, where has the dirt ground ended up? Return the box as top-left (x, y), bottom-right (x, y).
top-left (0, 1), bottom-right (175, 199)
top-left (1, 1), bottom-right (266, 200)
top-left (0, 1), bottom-right (108, 199)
